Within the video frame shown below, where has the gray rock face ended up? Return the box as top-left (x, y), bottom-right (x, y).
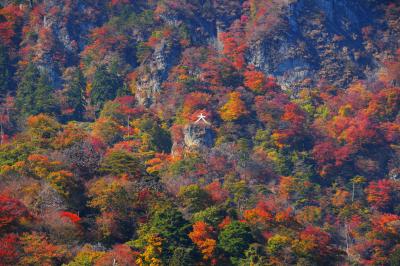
top-left (33, 183), bottom-right (66, 213)
top-left (135, 70), bottom-right (162, 107)
top-left (247, 0), bottom-right (397, 90)
top-left (134, 1), bottom-right (243, 106)
top-left (135, 40), bottom-right (180, 107)
top-left (150, 0), bottom-right (396, 95)
top-left (183, 123), bottom-right (214, 149)
top-left (25, 0), bottom-right (105, 88)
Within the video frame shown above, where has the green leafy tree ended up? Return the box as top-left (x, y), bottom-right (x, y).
top-left (239, 244), bottom-right (269, 266)
top-left (150, 206), bottom-right (191, 248)
top-left (390, 246), bottom-right (400, 266)
top-left (135, 117), bottom-right (172, 153)
top-left (0, 139), bottom-right (36, 168)
top-left (99, 150), bottom-right (143, 177)
top-left (169, 247), bottom-right (196, 266)
top-left (193, 206), bottom-right (226, 227)
top-left (132, 205), bottom-right (193, 264)
top-left (218, 221), bottom-right (253, 264)
top-left (178, 184), bottom-right (211, 214)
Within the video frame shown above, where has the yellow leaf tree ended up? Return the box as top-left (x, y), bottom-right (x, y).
top-left (219, 92), bottom-right (248, 121)
top-left (136, 234), bottom-right (164, 266)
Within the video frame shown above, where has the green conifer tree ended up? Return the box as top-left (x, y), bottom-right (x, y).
top-left (116, 82), bottom-right (131, 97)
top-left (16, 63), bottom-right (40, 116)
top-left (65, 68), bottom-right (86, 120)
top-left (34, 72), bottom-right (57, 115)
top-left (90, 65), bottom-right (121, 111)
top-left (218, 221), bottom-right (253, 264)
top-left (0, 45), bottom-right (13, 98)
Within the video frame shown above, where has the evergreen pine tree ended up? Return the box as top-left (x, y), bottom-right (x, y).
top-left (116, 82), bottom-right (131, 97)
top-left (34, 72), bottom-right (57, 115)
top-left (16, 63), bottom-right (40, 116)
top-left (65, 68), bottom-right (86, 120)
top-left (90, 65), bottom-right (121, 110)
top-left (0, 45), bottom-right (13, 98)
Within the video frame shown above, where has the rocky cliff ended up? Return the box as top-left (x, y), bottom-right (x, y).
top-left (137, 0), bottom-right (399, 105)
top-left (247, 0), bottom-right (398, 90)
top-left (1, 0), bottom-right (398, 99)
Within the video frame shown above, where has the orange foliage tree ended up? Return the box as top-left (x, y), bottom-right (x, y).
top-left (244, 67), bottom-right (277, 94)
top-left (188, 221), bottom-right (217, 262)
top-left (294, 226), bottom-right (334, 259)
top-left (181, 92), bottom-right (212, 122)
top-left (220, 20), bottom-right (247, 70)
top-left (19, 232), bottom-right (66, 266)
top-left (365, 179), bottom-right (397, 211)
top-left (219, 92), bottom-right (248, 121)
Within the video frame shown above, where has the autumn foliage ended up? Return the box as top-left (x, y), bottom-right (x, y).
top-left (0, 1), bottom-right (399, 265)
top-left (219, 91), bottom-right (248, 121)
top-left (189, 221), bottom-right (217, 262)
top-left (0, 195), bottom-right (31, 232)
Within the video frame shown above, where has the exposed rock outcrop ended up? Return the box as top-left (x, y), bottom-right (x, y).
top-left (183, 123), bottom-right (215, 149)
top-left (247, 0), bottom-right (398, 90)
top-left (135, 39), bottom-right (180, 107)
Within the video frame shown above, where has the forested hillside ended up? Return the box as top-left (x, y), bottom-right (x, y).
top-left (0, 0), bottom-right (400, 265)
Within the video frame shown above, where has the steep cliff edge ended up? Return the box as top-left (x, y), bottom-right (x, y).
top-left (246, 0), bottom-right (399, 90)
top-left (137, 0), bottom-right (399, 105)
top-left (1, 0), bottom-right (398, 102)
